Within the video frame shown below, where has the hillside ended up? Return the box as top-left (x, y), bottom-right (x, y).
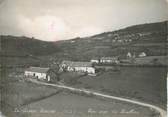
top-left (0, 36), bottom-right (61, 66)
top-left (0, 21), bottom-right (167, 65)
top-left (0, 36), bottom-right (61, 56)
top-left (52, 21), bottom-right (167, 61)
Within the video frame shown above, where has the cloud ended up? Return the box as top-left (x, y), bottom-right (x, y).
top-left (0, 0), bottom-right (168, 41)
top-left (18, 15), bottom-right (73, 41)
top-left (18, 15), bottom-right (104, 41)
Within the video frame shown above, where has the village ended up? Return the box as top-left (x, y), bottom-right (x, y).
top-left (0, 0), bottom-right (167, 116)
top-left (24, 51), bottom-right (147, 82)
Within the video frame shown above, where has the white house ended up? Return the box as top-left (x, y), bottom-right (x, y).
top-left (139, 52), bottom-right (147, 57)
top-left (61, 61), bottom-right (95, 74)
top-left (24, 67), bottom-right (51, 81)
top-left (90, 58), bottom-right (99, 63)
top-left (127, 52), bottom-right (132, 58)
top-left (100, 57), bottom-right (119, 64)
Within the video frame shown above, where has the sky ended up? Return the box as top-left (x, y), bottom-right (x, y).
top-left (0, 0), bottom-right (168, 41)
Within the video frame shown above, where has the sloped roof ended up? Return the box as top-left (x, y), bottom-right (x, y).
top-left (62, 60), bottom-right (93, 67)
top-left (100, 57), bottom-right (118, 60)
top-left (25, 67), bottom-right (49, 73)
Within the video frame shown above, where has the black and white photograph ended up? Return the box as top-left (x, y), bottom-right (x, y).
top-left (0, 0), bottom-right (167, 117)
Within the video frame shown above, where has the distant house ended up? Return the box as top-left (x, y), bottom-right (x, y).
top-left (127, 52), bottom-right (132, 58)
top-left (90, 58), bottom-right (99, 63)
top-left (100, 57), bottom-right (120, 64)
top-left (24, 67), bottom-right (56, 82)
top-left (61, 61), bottom-right (95, 74)
top-left (139, 52), bottom-right (147, 57)
top-left (127, 52), bottom-right (136, 58)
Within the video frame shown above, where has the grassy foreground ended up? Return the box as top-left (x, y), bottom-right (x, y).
top-left (60, 66), bottom-right (167, 109)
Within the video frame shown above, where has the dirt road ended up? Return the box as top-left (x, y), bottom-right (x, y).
top-left (30, 79), bottom-right (167, 117)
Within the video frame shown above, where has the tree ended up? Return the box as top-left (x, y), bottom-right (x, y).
top-left (49, 63), bottom-right (61, 82)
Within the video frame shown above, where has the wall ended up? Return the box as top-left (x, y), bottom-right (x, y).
top-left (67, 67), bottom-right (95, 74)
top-left (25, 71), bottom-right (47, 79)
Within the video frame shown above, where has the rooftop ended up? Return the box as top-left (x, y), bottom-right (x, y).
top-left (62, 60), bottom-right (93, 67)
top-left (25, 67), bottom-right (49, 73)
top-left (100, 57), bottom-right (118, 60)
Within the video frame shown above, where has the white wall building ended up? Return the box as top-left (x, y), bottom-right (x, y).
top-left (61, 61), bottom-right (95, 74)
top-left (100, 57), bottom-right (119, 64)
top-left (24, 67), bottom-right (51, 81)
top-left (90, 59), bottom-right (99, 63)
top-left (127, 52), bottom-right (132, 58)
top-left (139, 52), bottom-right (147, 57)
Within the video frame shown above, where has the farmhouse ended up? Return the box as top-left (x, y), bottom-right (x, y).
top-left (127, 52), bottom-right (132, 58)
top-left (139, 52), bottom-right (147, 57)
top-left (61, 61), bottom-right (95, 74)
top-left (24, 67), bottom-right (56, 82)
top-left (90, 58), bottom-right (99, 63)
top-left (100, 57), bottom-right (120, 64)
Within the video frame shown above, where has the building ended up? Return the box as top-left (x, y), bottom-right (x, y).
top-left (139, 52), bottom-right (147, 57)
top-left (127, 52), bottom-right (136, 58)
top-left (90, 59), bottom-right (99, 63)
top-left (24, 67), bottom-right (55, 82)
top-left (61, 61), bottom-right (95, 74)
top-left (100, 57), bottom-right (120, 64)
top-left (127, 52), bottom-right (132, 58)
top-left (90, 58), bottom-right (99, 63)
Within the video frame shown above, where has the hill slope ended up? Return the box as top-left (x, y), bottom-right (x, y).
top-left (0, 21), bottom-right (167, 65)
top-left (0, 36), bottom-right (61, 56)
top-left (0, 36), bottom-right (61, 66)
top-left (52, 21), bottom-right (167, 61)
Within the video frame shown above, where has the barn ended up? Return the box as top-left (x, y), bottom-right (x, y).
top-left (24, 67), bottom-right (56, 82)
top-left (61, 61), bottom-right (95, 74)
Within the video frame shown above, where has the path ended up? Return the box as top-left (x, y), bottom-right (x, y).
top-left (30, 79), bottom-right (167, 117)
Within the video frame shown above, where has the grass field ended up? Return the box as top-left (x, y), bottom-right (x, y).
top-left (21, 91), bottom-right (158, 117)
top-left (61, 66), bottom-right (167, 109)
top-left (0, 66), bottom-right (166, 117)
top-left (0, 79), bottom-right (60, 117)
top-left (135, 56), bottom-right (167, 65)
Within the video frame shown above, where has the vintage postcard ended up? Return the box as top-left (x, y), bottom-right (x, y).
top-left (0, 0), bottom-right (167, 117)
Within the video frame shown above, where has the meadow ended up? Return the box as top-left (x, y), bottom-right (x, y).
top-left (22, 91), bottom-right (158, 117)
top-left (60, 66), bottom-right (167, 109)
top-left (0, 71), bottom-right (60, 117)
